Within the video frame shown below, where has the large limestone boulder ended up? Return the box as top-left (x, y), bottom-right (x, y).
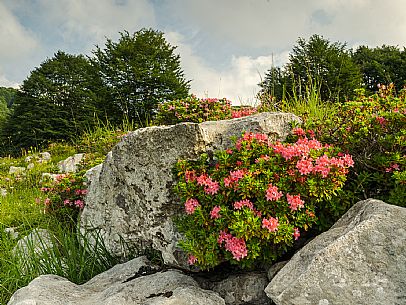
top-left (8, 256), bottom-right (225, 305)
top-left (80, 112), bottom-right (300, 267)
top-left (265, 199), bottom-right (406, 305)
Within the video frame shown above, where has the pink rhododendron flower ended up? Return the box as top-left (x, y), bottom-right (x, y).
top-left (218, 231), bottom-right (248, 261)
top-left (196, 174), bottom-right (220, 195)
top-left (296, 157), bottom-right (314, 175)
top-left (266, 184), bottom-right (283, 201)
top-left (375, 116), bottom-right (386, 126)
top-left (230, 169), bottom-right (245, 181)
top-left (262, 217), bottom-right (279, 232)
top-left (63, 199), bottom-right (70, 206)
top-left (210, 206), bottom-right (221, 219)
top-left (233, 199), bottom-right (254, 210)
top-left (342, 154), bottom-right (354, 167)
top-left (185, 198), bottom-right (200, 214)
top-left (286, 194), bottom-right (304, 211)
top-left (293, 228), bottom-right (300, 240)
top-left (44, 198), bottom-right (51, 205)
top-left (188, 255), bottom-right (197, 265)
top-left (293, 127), bottom-right (306, 137)
top-left (74, 199), bottom-right (84, 209)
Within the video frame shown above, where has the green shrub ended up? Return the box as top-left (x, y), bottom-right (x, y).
top-left (174, 131), bottom-right (353, 269)
top-left (304, 84), bottom-right (406, 209)
top-left (155, 95), bottom-right (258, 125)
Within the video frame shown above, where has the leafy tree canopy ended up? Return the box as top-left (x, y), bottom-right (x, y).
top-left (259, 34), bottom-right (363, 103)
top-left (352, 45), bottom-right (406, 94)
top-left (2, 51), bottom-right (105, 154)
top-left (91, 28), bottom-right (190, 125)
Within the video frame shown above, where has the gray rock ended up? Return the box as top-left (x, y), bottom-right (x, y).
top-left (39, 152), bottom-right (51, 162)
top-left (1, 188), bottom-right (7, 197)
top-left (267, 261), bottom-right (288, 282)
top-left (58, 153), bottom-right (84, 173)
top-left (265, 199), bottom-right (406, 305)
top-left (4, 227), bottom-right (19, 239)
top-left (13, 229), bottom-right (55, 274)
top-left (80, 112), bottom-right (300, 268)
top-left (27, 163), bottom-right (34, 170)
top-left (8, 256), bottom-right (225, 305)
top-left (208, 272), bottom-right (270, 305)
top-left (85, 163), bottom-right (103, 186)
top-left (9, 166), bottom-right (25, 175)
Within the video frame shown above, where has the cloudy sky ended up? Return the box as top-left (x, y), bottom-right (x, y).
top-left (1, 0), bottom-right (406, 104)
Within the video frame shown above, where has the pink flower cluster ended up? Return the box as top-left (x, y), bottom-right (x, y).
top-left (262, 217), bottom-right (279, 232)
top-left (286, 194), bottom-right (304, 211)
top-left (188, 254), bottom-right (197, 265)
top-left (293, 228), bottom-right (300, 240)
top-left (210, 206), bottom-right (222, 219)
top-left (272, 137), bottom-right (324, 160)
top-left (224, 169), bottom-right (246, 187)
top-left (236, 132), bottom-right (269, 150)
top-left (197, 174), bottom-right (220, 195)
top-left (218, 231), bottom-right (248, 261)
top-left (185, 198), bottom-right (200, 214)
top-left (74, 189), bottom-right (88, 196)
top-left (234, 199), bottom-right (254, 210)
top-left (385, 163), bottom-right (400, 173)
top-left (265, 183), bottom-right (283, 201)
top-left (231, 107), bottom-right (257, 118)
top-left (185, 170), bottom-right (197, 182)
top-left (63, 199), bottom-right (85, 209)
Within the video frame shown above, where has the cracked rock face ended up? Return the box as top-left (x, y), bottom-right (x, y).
top-left (265, 199), bottom-right (406, 305)
top-left (8, 256), bottom-right (225, 305)
top-left (80, 113), bottom-right (300, 268)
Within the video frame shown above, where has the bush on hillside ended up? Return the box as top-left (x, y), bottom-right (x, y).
top-left (155, 95), bottom-right (258, 125)
top-left (303, 84), bottom-right (406, 213)
top-left (174, 131), bottom-right (353, 269)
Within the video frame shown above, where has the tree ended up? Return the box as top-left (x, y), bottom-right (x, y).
top-left (352, 45), bottom-right (406, 94)
top-left (2, 51), bottom-right (105, 154)
top-left (259, 35), bottom-right (363, 102)
top-left (91, 28), bottom-right (190, 125)
top-left (0, 87), bottom-right (17, 108)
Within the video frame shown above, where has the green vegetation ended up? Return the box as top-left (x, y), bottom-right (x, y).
top-left (91, 29), bottom-right (190, 126)
top-left (0, 121), bottom-right (134, 304)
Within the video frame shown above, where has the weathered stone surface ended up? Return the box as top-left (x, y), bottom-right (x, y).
top-left (267, 261), bottom-right (288, 282)
top-left (265, 199), bottom-right (406, 305)
top-left (206, 272), bottom-right (271, 305)
top-left (80, 112), bottom-right (300, 267)
top-left (8, 256), bottom-right (225, 305)
top-left (13, 229), bottom-right (56, 274)
top-left (58, 153), bottom-right (84, 173)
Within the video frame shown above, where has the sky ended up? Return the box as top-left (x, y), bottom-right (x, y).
top-left (1, 0), bottom-right (406, 105)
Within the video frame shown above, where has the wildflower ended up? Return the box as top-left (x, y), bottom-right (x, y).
top-left (262, 217), bottom-right (279, 232)
top-left (63, 199), bottom-right (70, 206)
top-left (44, 198), bottom-right (51, 205)
top-left (210, 206), bottom-right (221, 219)
top-left (188, 255), bottom-right (197, 265)
top-left (218, 231), bottom-right (248, 261)
top-left (296, 157), bottom-right (314, 175)
top-left (74, 199), bottom-right (84, 209)
top-left (185, 198), bottom-right (200, 215)
top-left (185, 170), bottom-right (196, 182)
top-left (266, 184), bottom-right (283, 201)
top-left (233, 199), bottom-right (254, 210)
top-left (293, 127), bottom-right (306, 137)
top-left (293, 228), bottom-right (300, 240)
top-left (286, 194), bottom-right (304, 211)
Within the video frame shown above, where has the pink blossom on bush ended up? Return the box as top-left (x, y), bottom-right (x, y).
top-left (296, 157), bottom-right (314, 175)
top-left (74, 199), bottom-right (84, 209)
top-left (63, 199), bottom-right (70, 206)
top-left (286, 194), bottom-right (304, 211)
top-left (210, 206), bottom-right (222, 219)
top-left (292, 127), bottom-right (306, 137)
top-left (185, 170), bottom-right (196, 182)
top-left (293, 228), bottom-right (300, 240)
top-left (188, 255), bottom-right (197, 265)
top-left (266, 184), bottom-right (283, 201)
top-left (185, 198), bottom-right (200, 214)
top-left (233, 199), bottom-right (254, 210)
top-left (197, 174), bottom-right (220, 195)
top-left (262, 217), bottom-right (279, 232)
top-left (218, 231), bottom-right (248, 261)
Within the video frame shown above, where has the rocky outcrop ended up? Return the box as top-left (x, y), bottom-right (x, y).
top-left (8, 256), bottom-right (225, 305)
top-left (265, 199), bottom-right (406, 305)
top-left (58, 153), bottom-right (84, 173)
top-left (80, 112), bottom-right (300, 268)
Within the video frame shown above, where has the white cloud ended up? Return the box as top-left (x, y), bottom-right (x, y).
top-left (166, 31), bottom-right (289, 105)
top-left (0, 3), bottom-right (39, 61)
top-left (0, 73), bottom-right (20, 88)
